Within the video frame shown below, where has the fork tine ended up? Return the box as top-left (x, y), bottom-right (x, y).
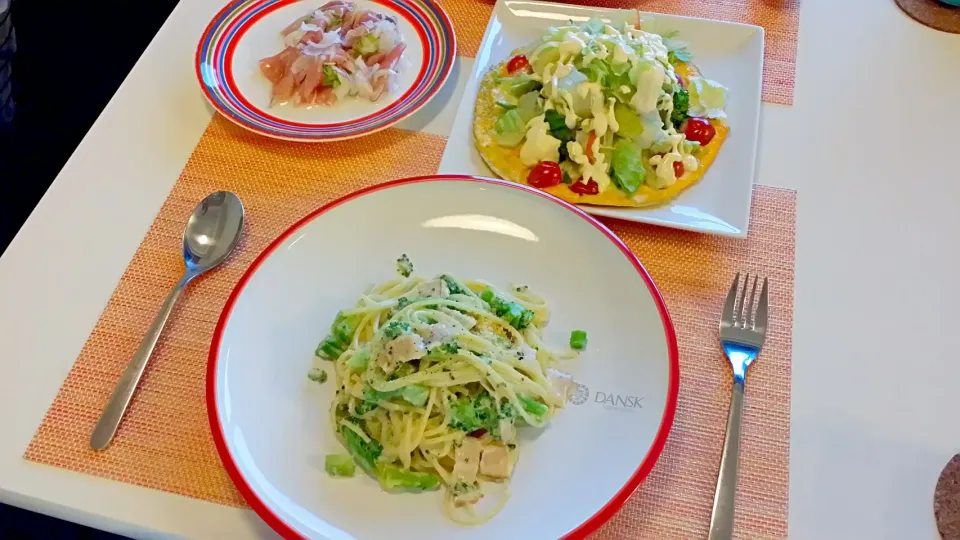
top-left (745, 276), bottom-right (759, 329)
top-left (754, 277), bottom-right (769, 330)
top-left (721, 272), bottom-right (740, 323)
top-left (736, 273), bottom-right (749, 327)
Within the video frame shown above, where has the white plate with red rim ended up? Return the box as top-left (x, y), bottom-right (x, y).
top-left (438, 0), bottom-right (764, 237)
top-left (207, 175), bottom-right (679, 539)
top-left (196, 0), bottom-right (456, 141)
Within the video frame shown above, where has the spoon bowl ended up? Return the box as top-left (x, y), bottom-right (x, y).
top-left (184, 191), bottom-right (245, 275)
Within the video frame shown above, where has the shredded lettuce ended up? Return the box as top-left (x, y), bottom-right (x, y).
top-left (613, 102), bottom-right (644, 138)
top-left (530, 44), bottom-right (560, 74)
top-left (494, 109), bottom-right (526, 148)
top-left (687, 76), bottom-right (727, 119)
top-left (580, 17), bottom-right (606, 35)
top-left (499, 73), bottom-right (541, 97)
top-left (515, 91), bottom-right (542, 124)
top-left (611, 139), bottom-right (646, 195)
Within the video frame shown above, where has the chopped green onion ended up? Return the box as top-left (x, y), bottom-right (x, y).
top-left (316, 336), bottom-right (344, 360)
top-left (324, 454), bottom-right (356, 477)
top-left (377, 464), bottom-right (440, 491)
top-left (340, 425), bottom-right (382, 474)
top-left (569, 330), bottom-right (588, 350)
top-left (518, 394), bottom-right (548, 417)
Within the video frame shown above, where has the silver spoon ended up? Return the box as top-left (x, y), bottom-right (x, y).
top-left (91, 191), bottom-right (244, 450)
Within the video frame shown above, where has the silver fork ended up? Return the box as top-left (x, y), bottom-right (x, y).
top-left (708, 273), bottom-right (769, 540)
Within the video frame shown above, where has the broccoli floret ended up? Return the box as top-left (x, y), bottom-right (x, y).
top-left (382, 320), bottom-right (412, 339)
top-left (474, 394), bottom-right (497, 426)
top-left (439, 274), bottom-right (470, 296)
top-left (307, 367), bottom-right (327, 383)
top-left (671, 87), bottom-right (690, 128)
top-left (355, 400), bottom-right (378, 415)
top-left (396, 297), bottom-right (414, 310)
top-left (346, 348), bottom-right (371, 371)
top-left (498, 400), bottom-right (517, 420)
top-left (396, 254), bottom-right (414, 277)
top-left (448, 393), bottom-right (500, 433)
top-left (452, 480), bottom-right (480, 496)
top-left (437, 342), bottom-right (459, 355)
top-left (448, 396), bottom-right (481, 432)
top-left (479, 288), bottom-right (535, 330)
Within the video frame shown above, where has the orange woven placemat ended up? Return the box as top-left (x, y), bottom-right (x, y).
top-left (440, 0), bottom-right (799, 105)
top-left (25, 115), bottom-right (793, 538)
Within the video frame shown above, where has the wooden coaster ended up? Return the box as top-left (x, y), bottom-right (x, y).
top-left (935, 454), bottom-right (960, 539)
top-left (895, 0), bottom-right (960, 33)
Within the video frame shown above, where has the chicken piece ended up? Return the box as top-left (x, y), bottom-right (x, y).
top-left (364, 51), bottom-right (385, 66)
top-left (375, 333), bottom-right (426, 374)
top-left (369, 69), bottom-right (395, 101)
top-left (272, 73), bottom-right (297, 104)
top-left (546, 368), bottom-right (577, 404)
top-left (453, 437), bottom-right (483, 483)
top-left (423, 323), bottom-right (461, 345)
top-left (479, 443), bottom-right (513, 479)
top-left (379, 43), bottom-right (406, 70)
top-left (403, 279), bottom-right (450, 300)
top-left (259, 47), bottom-right (299, 84)
top-left (299, 59), bottom-right (324, 103)
top-left (314, 86), bottom-right (338, 106)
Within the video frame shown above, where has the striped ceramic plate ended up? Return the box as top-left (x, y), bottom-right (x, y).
top-left (196, 0), bottom-right (456, 142)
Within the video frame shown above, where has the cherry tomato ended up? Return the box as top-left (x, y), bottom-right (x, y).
top-left (681, 118), bottom-right (716, 146)
top-left (570, 179), bottom-right (599, 195)
top-left (527, 161), bottom-right (562, 188)
top-left (675, 73), bottom-right (686, 88)
top-left (673, 161), bottom-right (685, 178)
top-left (506, 54), bottom-right (531, 75)
top-left (585, 131), bottom-right (597, 163)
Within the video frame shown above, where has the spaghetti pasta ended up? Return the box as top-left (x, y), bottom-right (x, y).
top-left (313, 256), bottom-right (579, 524)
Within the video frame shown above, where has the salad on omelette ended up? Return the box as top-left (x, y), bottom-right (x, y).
top-left (473, 15), bottom-right (729, 207)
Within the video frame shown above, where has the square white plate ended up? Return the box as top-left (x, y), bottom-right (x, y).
top-left (438, 0), bottom-right (764, 237)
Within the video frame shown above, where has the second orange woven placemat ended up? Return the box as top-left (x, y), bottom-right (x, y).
top-left (25, 115), bottom-right (793, 538)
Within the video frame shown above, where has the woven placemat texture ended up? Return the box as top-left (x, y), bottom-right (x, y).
top-left (25, 115), bottom-right (794, 538)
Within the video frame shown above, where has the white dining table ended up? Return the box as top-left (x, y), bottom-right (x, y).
top-left (1, 0), bottom-right (959, 538)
